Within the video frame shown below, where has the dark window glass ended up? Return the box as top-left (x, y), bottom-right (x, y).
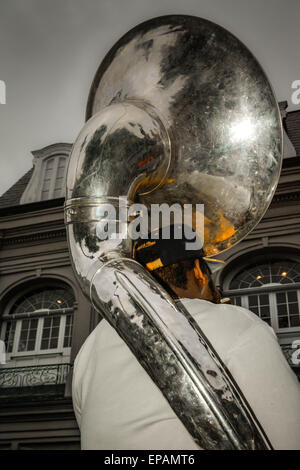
top-left (278, 304), bottom-right (288, 315)
top-left (289, 303), bottom-right (298, 315)
top-left (248, 295), bottom-right (258, 307)
top-left (288, 291), bottom-right (297, 302)
top-left (4, 321), bottom-right (16, 353)
top-left (63, 314), bottom-right (73, 348)
top-left (278, 316), bottom-right (289, 328)
top-left (290, 316), bottom-right (300, 327)
top-left (40, 316), bottom-right (61, 350)
top-left (260, 306), bottom-right (270, 318)
top-left (18, 318), bottom-right (38, 352)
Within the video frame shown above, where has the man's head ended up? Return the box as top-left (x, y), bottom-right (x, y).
top-left (133, 225), bottom-right (223, 303)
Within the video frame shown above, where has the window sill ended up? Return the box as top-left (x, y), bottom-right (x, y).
top-left (9, 351), bottom-right (64, 360)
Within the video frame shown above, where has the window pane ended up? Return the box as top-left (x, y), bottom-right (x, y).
top-left (289, 303), bottom-right (298, 315)
top-left (260, 306), bottom-right (270, 318)
top-left (57, 167), bottom-right (65, 178)
top-left (43, 179), bottom-right (51, 191)
top-left (52, 327), bottom-right (59, 338)
top-left (44, 317), bottom-right (51, 328)
top-left (27, 340), bottom-right (36, 351)
top-left (246, 293), bottom-right (271, 323)
top-left (18, 318), bottom-right (38, 352)
top-left (248, 295), bottom-right (258, 307)
top-left (52, 157), bottom-right (66, 199)
top-left (63, 314), bottom-right (73, 348)
top-left (4, 321), bottom-right (16, 353)
top-left (276, 293), bottom-right (286, 304)
top-left (41, 158), bottom-right (55, 200)
top-left (278, 316), bottom-right (289, 328)
top-left (58, 157), bottom-right (66, 169)
top-left (251, 307), bottom-right (259, 315)
top-left (277, 304), bottom-right (287, 315)
top-left (288, 291), bottom-right (297, 302)
top-left (275, 289), bottom-right (300, 329)
top-left (40, 316), bottom-right (61, 350)
top-left (290, 315), bottom-right (300, 327)
top-left (260, 294), bottom-right (269, 305)
top-left (29, 329), bottom-right (37, 340)
top-left (50, 338), bottom-right (58, 349)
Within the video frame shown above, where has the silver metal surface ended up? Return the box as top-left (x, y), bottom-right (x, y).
top-left (85, 15), bottom-right (282, 255)
top-left (65, 15), bottom-right (282, 449)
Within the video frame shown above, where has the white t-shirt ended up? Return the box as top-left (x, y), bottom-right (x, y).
top-left (72, 298), bottom-right (300, 450)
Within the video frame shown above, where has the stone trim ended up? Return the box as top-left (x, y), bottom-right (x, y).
top-left (2, 229), bottom-right (66, 247)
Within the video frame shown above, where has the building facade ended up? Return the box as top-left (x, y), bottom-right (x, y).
top-left (0, 143), bottom-right (97, 449)
top-left (215, 102), bottom-right (300, 380)
top-left (0, 102), bottom-right (299, 449)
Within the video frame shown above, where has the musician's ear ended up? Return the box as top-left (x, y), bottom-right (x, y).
top-left (193, 259), bottom-right (207, 285)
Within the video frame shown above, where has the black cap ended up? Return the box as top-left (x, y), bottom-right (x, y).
top-left (133, 224), bottom-right (225, 273)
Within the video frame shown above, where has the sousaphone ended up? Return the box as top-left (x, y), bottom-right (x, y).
top-left (65, 15), bottom-right (282, 449)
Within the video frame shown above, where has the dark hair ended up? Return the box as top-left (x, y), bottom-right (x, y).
top-left (153, 257), bottom-right (211, 290)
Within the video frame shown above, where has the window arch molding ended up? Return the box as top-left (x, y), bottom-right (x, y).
top-left (221, 247), bottom-right (300, 334)
top-left (0, 279), bottom-right (76, 357)
top-left (220, 247), bottom-right (300, 292)
top-left (0, 275), bottom-right (78, 316)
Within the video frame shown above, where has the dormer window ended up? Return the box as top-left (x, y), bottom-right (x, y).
top-left (41, 156), bottom-right (67, 201)
top-left (20, 143), bottom-right (72, 205)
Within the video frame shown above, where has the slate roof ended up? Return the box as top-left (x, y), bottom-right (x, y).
top-left (0, 168), bottom-right (34, 210)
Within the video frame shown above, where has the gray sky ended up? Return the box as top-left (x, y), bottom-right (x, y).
top-left (0, 0), bottom-right (299, 196)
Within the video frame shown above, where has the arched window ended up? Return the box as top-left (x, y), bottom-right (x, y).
top-left (227, 260), bottom-right (300, 332)
top-left (41, 156), bottom-right (67, 201)
top-left (0, 286), bottom-right (75, 357)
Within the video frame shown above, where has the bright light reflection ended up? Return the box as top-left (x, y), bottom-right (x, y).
top-left (230, 118), bottom-right (256, 143)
